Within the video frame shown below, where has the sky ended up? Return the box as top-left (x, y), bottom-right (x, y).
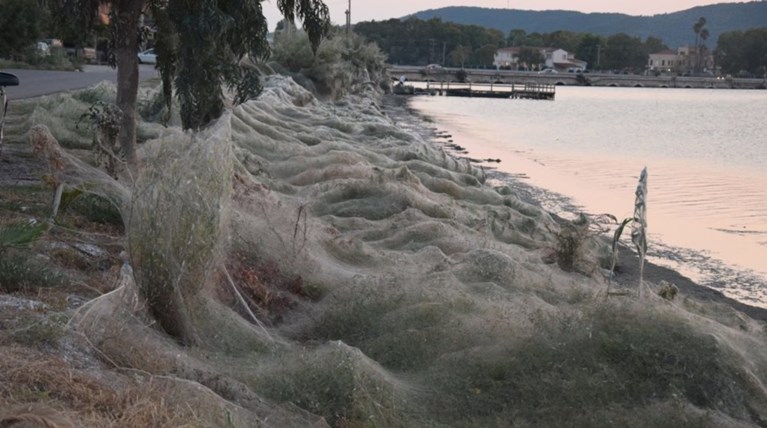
top-left (261, 0), bottom-right (749, 29)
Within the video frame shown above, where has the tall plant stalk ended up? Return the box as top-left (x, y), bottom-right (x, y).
top-left (631, 167), bottom-right (648, 297)
top-left (607, 167), bottom-right (648, 298)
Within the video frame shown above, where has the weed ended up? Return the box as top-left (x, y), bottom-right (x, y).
top-left (11, 312), bottom-right (69, 346)
top-left (610, 168), bottom-right (648, 295)
top-left (0, 220), bottom-right (46, 252)
top-left (0, 216), bottom-right (54, 293)
top-left (67, 193), bottom-right (123, 227)
top-left (224, 253), bottom-right (310, 325)
top-left (549, 213), bottom-right (613, 273)
top-left (0, 253), bottom-right (61, 293)
top-left (77, 102), bottom-right (123, 177)
top-left (658, 281), bottom-right (679, 301)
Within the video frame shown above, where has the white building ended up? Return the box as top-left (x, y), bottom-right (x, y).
top-left (647, 46), bottom-right (714, 75)
top-left (494, 47), bottom-right (587, 72)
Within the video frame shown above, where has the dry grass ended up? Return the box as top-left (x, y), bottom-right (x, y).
top-left (0, 345), bottom-right (206, 427)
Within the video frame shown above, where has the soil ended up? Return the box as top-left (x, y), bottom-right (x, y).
top-left (0, 141), bottom-right (46, 187)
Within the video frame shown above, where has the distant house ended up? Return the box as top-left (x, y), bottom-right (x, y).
top-left (544, 48), bottom-right (588, 72)
top-left (494, 47), bottom-right (587, 72)
top-left (494, 47), bottom-right (523, 69)
top-left (648, 46), bottom-right (714, 75)
top-left (647, 49), bottom-right (679, 73)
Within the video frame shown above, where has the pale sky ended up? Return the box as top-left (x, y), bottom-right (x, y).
top-left (261, 0), bottom-right (750, 30)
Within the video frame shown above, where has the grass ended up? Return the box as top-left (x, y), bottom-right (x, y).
top-left (425, 301), bottom-right (761, 426)
top-left (0, 253), bottom-right (63, 293)
top-left (0, 346), bottom-right (211, 427)
top-left (0, 55), bottom-right (80, 72)
top-left (0, 223), bottom-right (64, 289)
top-left (11, 312), bottom-right (69, 346)
top-left (0, 186), bottom-right (50, 221)
top-left (65, 193), bottom-right (123, 228)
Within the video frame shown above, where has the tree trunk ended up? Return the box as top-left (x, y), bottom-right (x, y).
top-left (114, 0), bottom-right (144, 172)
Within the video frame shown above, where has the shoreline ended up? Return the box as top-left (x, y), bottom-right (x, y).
top-left (385, 93), bottom-right (767, 323)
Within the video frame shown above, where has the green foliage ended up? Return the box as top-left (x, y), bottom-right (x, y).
top-left (410, 3), bottom-right (767, 50)
top-left (0, 217), bottom-right (55, 293)
top-left (150, 0), bottom-right (330, 130)
top-left (603, 33), bottom-right (648, 72)
top-left (517, 46), bottom-right (545, 69)
top-left (575, 33), bottom-right (605, 69)
top-left (276, 0), bottom-right (331, 53)
top-left (67, 193), bottom-right (124, 226)
top-left (448, 45), bottom-right (472, 68)
top-left (716, 28), bottom-right (767, 75)
top-left (271, 31), bottom-right (388, 98)
top-left (0, 221), bottom-right (47, 253)
top-left (354, 17), bottom-right (505, 67)
top-left (356, 16), bottom-right (670, 71)
top-left (468, 43), bottom-right (494, 67)
top-left (0, 0), bottom-right (49, 61)
top-left (11, 312), bottom-right (69, 346)
top-left (78, 102), bottom-right (122, 141)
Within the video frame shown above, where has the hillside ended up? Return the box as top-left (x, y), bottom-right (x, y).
top-left (409, 1), bottom-right (767, 48)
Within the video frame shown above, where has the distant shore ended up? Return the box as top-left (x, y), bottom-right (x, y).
top-left (385, 93), bottom-right (767, 323)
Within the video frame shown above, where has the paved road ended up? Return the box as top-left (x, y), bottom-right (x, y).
top-left (2, 64), bottom-right (158, 100)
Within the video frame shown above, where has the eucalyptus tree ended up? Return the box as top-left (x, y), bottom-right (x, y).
top-left (62, 0), bottom-right (330, 171)
top-left (448, 45), bottom-right (472, 68)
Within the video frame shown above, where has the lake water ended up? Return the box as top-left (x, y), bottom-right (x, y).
top-left (410, 86), bottom-right (767, 307)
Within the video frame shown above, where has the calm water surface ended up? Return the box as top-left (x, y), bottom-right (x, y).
top-left (410, 86), bottom-right (767, 306)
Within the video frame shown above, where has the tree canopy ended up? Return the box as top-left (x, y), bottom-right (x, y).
top-left (61, 0), bottom-right (330, 171)
top-left (715, 28), bottom-right (767, 76)
top-left (354, 17), bottom-right (505, 67)
top-left (0, 0), bottom-right (51, 61)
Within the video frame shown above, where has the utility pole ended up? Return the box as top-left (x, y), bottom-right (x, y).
top-left (442, 42), bottom-right (446, 66)
top-left (428, 39), bottom-right (436, 64)
top-left (345, 0), bottom-right (351, 35)
top-left (597, 44), bottom-right (602, 70)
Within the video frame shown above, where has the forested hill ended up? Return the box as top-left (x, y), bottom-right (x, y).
top-left (409, 2), bottom-right (767, 48)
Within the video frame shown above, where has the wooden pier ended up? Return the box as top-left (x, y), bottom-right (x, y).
top-left (425, 82), bottom-right (555, 100)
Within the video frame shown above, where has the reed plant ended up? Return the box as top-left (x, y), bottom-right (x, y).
top-left (609, 167), bottom-right (648, 296)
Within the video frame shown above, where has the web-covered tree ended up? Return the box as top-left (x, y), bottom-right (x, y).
top-left (61, 0), bottom-right (329, 343)
top-left (61, 0), bottom-right (330, 169)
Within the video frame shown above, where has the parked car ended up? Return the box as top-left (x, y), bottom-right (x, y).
top-left (538, 68), bottom-right (558, 74)
top-left (35, 42), bottom-right (50, 56)
top-left (567, 67), bottom-right (584, 73)
top-left (138, 48), bottom-right (157, 64)
top-left (42, 38), bottom-right (63, 48)
top-left (423, 64), bottom-right (443, 74)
